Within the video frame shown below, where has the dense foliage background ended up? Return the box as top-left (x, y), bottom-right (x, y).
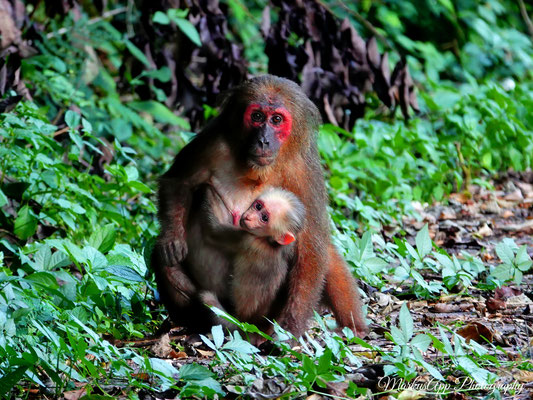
top-left (0, 0), bottom-right (532, 398)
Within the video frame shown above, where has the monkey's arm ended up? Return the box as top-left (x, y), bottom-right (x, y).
top-left (156, 135), bottom-right (216, 265)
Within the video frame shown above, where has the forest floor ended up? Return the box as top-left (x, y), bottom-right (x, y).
top-left (104, 171), bottom-right (533, 400)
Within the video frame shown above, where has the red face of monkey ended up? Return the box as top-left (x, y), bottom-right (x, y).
top-left (243, 103), bottom-right (293, 167)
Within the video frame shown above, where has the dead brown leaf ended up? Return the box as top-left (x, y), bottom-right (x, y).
top-left (197, 348), bottom-right (215, 357)
top-left (62, 388), bottom-right (87, 400)
top-left (495, 287), bottom-right (522, 300)
top-left (432, 303), bottom-right (461, 313)
top-left (457, 322), bottom-right (494, 343)
top-left (486, 298), bottom-right (506, 312)
top-left (513, 370), bottom-right (533, 383)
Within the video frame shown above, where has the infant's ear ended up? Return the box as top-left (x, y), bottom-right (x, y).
top-left (276, 232), bottom-right (295, 246)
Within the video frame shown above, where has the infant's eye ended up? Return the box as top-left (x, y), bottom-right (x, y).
top-left (271, 114), bottom-right (283, 125)
top-left (261, 213), bottom-right (269, 222)
top-left (255, 202), bottom-right (262, 210)
top-left (251, 111), bottom-right (265, 123)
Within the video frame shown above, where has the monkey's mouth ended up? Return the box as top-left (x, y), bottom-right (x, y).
top-left (249, 155), bottom-right (274, 167)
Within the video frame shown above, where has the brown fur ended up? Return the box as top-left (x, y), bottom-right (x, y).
top-left (152, 75), bottom-right (368, 337)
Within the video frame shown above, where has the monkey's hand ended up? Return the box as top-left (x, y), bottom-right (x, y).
top-left (157, 234), bottom-right (188, 266)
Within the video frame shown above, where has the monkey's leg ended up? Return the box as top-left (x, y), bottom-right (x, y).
top-left (277, 246), bottom-right (327, 337)
top-left (199, 291), bottom-right (236, 331)
top-left (324, 244), bottom-right (369, 337)
top-left (151, 246), bottom-right (202, 328)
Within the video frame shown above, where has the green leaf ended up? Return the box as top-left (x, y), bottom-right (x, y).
top-left (399, 303), bottom-right (413, 341)
top-left (515, 246), bottom-right (532, 272)
top-left (0, 188), bottom-right (8, 207)
top-left (129, 181), bottom-right (153, 194)
top-left (179, 363), bottom-right (213, 381)
top-left (363, 257), bottom-right (388, 272)
top-left (106, 265), bottom-right (144, 282)
top-left (149, 357), bottom-right (179, 379)
top-left (14, 205), bottom-right (38, 240)
top-left (415, 224), bottom-right (432, 258)
top-left (124, 38), bottom-right (150, 67)
top-left (152, 11), bottom-right (170, 25)
top-left (33, 245), bottom-right (52, 271)
top-left (389, 326), bottom-right (407, 345)
top-left (88, 224), bottom-right (117, 253)
top-left (495, 241), bottom-right (514, 265)
top-left (169, 16), bottom-right (202, 47)
top-left (411, 334), bottom-right (431, 352)
top-left (128, 101), bottom-right (190, 128)
top-left (212, 324), bottom-right (224, 348)
top-left (65, 110), bottom-right (80, 129)
top-left (405, 242), bottom-right (419, 261)
top-left (25, 271), bottom-right (60, 290)
top-left (0, 366), bottom-right (29, 398)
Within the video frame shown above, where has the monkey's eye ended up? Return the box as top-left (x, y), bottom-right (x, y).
top-left (261, 213), bottom-right (269, 223)
top-left (271, 114), bottom-right (283, 125)
top-left (251, 111), bottom-right (265, 123)
top-left (255, 202), bottom-right (262, 211)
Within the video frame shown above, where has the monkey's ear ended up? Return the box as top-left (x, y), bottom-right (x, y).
top-left (276, 232), bottom-right (295, 246)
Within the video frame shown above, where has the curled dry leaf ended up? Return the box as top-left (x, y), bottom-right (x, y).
top-left (457, 322), bottom-right (494, 344)
top-left (432, 303), bottom-right (461, 313)
top-left (494, 287), bottom-right (522, 300)
top-left (486, 297), bottom-right (506, 313)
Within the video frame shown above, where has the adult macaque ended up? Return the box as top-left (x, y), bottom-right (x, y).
top-left (152, 75), bottom-right (368, 337)
top-left (198, 186), bottom-right (305, 329)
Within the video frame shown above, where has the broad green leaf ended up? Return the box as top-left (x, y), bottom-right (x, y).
top-left (0, 366), bottom-right (29, 398)
top-left (415, 224), bottom-right (432, 258)
top-left (152, 11), bottom-right (170, 24)
top-left (363, 257), bottom-right (388, 272)
top-left (65, 110), bottom-right (80, 129)
top-left (179, 363), bottom-right (213, 381)
top-left (149, 358), bottom-right (179, 379)
top-left (25, 271), bottom-right (60, 289)
top-left (389, 326), bottom-right (407, 345)
top-left (33, 245), bottom-right (52, 271)
top-left (516, 246), bottom-right (532, 271)
top-left (405, 242), bottom-right (419, 261)
top-left (212, 324), bottom-right (224, 348)
top-left (14, 205), bottom-right (38, 240)
top-left (88, 224), bottom-right (117, 253)
top-left (495, 242), bottom-right (514, 265)
top-left (106, 265), bottom-right (144, 282)
top-left (399, 302), bottom-right (413, 341)
top-left (411, 334), bottom-right (431, 352)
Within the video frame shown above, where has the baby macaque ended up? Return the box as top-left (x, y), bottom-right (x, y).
top-left (200, 186), bottom-right (306, 329)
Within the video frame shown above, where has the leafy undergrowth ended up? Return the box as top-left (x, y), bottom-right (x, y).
top-left (1, 0), bottom-right (533, 399)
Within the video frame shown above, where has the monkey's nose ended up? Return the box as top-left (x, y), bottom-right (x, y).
top-left (258, 137), bottom-right (269, 149)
